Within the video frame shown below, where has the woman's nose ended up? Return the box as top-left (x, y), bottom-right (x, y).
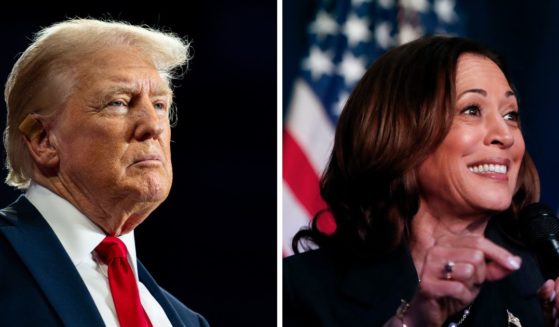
top-left (484, 113), bottom-right (514, 148)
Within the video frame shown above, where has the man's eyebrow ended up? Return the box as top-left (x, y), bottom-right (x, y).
top-left (98, 82), bottom-right (172, 98)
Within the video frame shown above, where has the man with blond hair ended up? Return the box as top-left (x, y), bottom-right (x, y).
top-left (0, 18), bottom-right (208, 326)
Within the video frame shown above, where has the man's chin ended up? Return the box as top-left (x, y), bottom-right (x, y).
top-left (136, 187), bottom-right (170, 204)
top-left (126, 177), bottom-right (171, 203)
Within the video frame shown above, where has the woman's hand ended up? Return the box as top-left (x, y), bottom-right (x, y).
top-left (538, 278), bottom-right (559, 327)
top-left (399, 235), bottom-right (521, 326)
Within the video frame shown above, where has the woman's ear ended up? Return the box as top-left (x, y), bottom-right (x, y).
top-left (20, 114), bottom-right (59, 168)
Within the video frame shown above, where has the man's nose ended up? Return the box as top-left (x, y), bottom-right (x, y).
top-left (132, 97), bottom-right (165, 141)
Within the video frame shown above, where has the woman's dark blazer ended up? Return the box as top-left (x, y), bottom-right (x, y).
top-left (284, 219), bottom-right (546, 326)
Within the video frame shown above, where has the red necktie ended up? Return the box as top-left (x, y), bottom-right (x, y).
top-left (95, 236), bottom-right (152, 327)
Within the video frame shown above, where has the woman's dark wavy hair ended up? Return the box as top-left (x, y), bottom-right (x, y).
top-left (292, 35), bottom-right (540, 258)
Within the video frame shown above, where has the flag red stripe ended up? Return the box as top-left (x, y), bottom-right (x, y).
top-left (283, 129), bottom-right (328, 217)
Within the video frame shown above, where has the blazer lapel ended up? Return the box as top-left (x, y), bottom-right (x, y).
top-left (137, 261), bottom-right (185, 326)
top-left (336, 244), bottom-right (419, 325)
top-left (0, 196), bottom-right (104, 327)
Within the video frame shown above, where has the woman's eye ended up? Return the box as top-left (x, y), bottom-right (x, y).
top-left (460, 105), bottom-right (481, 116)
top-left (504, 111), bottom-right (519, 122)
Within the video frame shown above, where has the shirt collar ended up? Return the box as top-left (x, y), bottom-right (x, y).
top-left (24, 183), bottom-right (138, 274)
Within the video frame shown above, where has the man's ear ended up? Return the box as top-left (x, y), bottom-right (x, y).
top-left (19, 114), bottom-right (59, 167)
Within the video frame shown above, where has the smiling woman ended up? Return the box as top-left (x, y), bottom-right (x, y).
top-left (283, 36), bottom-right (547, 326)
top-left (417, 54), bottom-right (525, 224)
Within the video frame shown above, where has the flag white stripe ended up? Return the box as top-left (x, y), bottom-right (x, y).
top-left (282, 183), bottom-right (313, 256)
top-left (285, 79), bottom-right (336, 176)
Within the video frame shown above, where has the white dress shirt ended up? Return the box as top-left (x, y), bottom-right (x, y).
top-left (25, 183), bottom-right (172, 327)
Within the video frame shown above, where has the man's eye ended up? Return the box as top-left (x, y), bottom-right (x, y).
top-left (154, 102), bottom-right (167, 111)
top-left (107, 100), bottom-right (127, 107)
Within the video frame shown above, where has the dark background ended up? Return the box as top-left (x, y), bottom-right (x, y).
top-left (0, 3), bottom-right (276, 327)
top-left (284, 0), bottom-right (559, 212)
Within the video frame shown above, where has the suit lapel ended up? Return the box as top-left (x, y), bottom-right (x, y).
top-left (0, 196), bottom-right (104, 327)
top-left (336, 244), bottom-right (419, 325)
top-left (137, 261), bottom-right (185, 326)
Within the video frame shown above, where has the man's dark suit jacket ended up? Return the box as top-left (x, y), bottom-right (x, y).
top-left (284, 219), bottom-right (546, 326)
top-left (0, 195), bottom-right (209, 327)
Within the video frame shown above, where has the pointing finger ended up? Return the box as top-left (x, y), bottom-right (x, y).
top-left (437, 235), bottom-right (521, 280)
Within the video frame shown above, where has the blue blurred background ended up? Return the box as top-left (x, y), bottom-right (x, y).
top-left (0, 3), bottom-right (276, 326)
top-left (284, 0), bottom-right (559, 212)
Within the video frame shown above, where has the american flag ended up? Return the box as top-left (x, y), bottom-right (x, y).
top-left (283, 0), bottom-right (464, 256)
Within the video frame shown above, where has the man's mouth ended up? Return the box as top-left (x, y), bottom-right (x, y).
top-left (132, 154), bottom-right (162, 165)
